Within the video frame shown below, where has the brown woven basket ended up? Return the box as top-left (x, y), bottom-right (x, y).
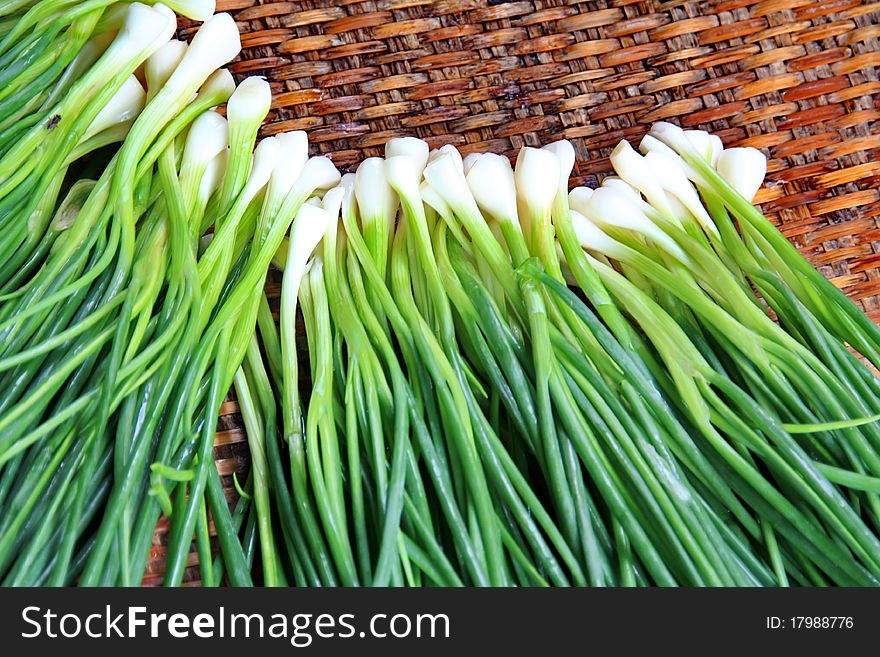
top-left (150, 0), bottom-right (880, 585)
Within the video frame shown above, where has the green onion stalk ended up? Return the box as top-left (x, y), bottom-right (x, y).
top-left (147, 151), bottom-right (342, 587)
top-left (248, 146), bottom-right (572, 585)
top-left (600, 134), bottom-right (880, 527)
top-left (0, 6), bottom-right (182, 583)
top-left (0, 102), bottom-right (232, 586)
top-left (650, 122), bottom-right (880, 371)
top-left (535, 258), bottom-right (880, 585)
top-left (0, 4), bottom-right (170, 293)
top-left (0, 8), bottom-right (245, 585)
top-left (402, 155), bottom-right (583, 584)
top-left (341, 194), bottom-right (493, 586)
top-left (422, 148), bottom-right (766, 586)
top-left (71, 13), bottom-right (245, 586)
top-left (550, 131), bottom-right (880, 583)
top-left (337, 174), bottom-right (481, 586)
top-left (385, 149), bottom-right (518, 585)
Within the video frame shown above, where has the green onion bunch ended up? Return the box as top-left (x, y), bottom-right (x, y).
top-left (235, 122), bottom-right (880, 586)
top-left (0, 1), bottom-right (342, 587)
top-left (550, 124), bottom-right (880, 585)
top-left (2, 0), bottom-right (879, 589)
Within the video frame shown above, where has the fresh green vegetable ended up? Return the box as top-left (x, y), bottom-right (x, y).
top-left (1, 0), bottom-right (879, 588)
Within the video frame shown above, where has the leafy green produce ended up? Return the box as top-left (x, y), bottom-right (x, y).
top-left (1, 0), bottom-right (879, 588)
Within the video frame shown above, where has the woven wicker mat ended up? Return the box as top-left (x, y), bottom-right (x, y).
top-left (147, 0), bottom-right (880, 585)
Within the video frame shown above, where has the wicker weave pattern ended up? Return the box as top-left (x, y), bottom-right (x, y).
top-left (157, 0), bottom-right (880, 584)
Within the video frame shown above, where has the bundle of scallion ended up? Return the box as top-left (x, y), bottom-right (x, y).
top-left (545, 124), bottom-right (880, 585)
top-left (1, 0), bottom-right (879, 589)
top-left (0, 1), bottom-right (339, 587)
top-left (232, 126), bottom-right (880, 587)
